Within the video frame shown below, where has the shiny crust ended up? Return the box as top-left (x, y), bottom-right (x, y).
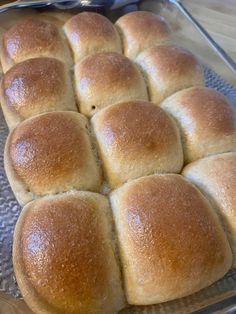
top-left (13, 191), bottom-right (125, 314)
top-left (91, 101), bottom-right (183, 188)
top-left (115, 11), bottom-right (172, 59)
top-left (75, 52), bottom-right (148, 117)
top-left (0, 26), bottom-right (5, 75)
top-left (0, 58), bottom-right (77, 130)
top-left (0, 18), bottom-right (72, 72)
top-left (136, 45), bottom-right (204, 104)
top-left (160, 87), bottom-right (236, 163)
top-left (63, 12), bottom-right (122, 63)
top-left (182, 152), bottom-right (236, 266)
top-left (110, 174), bottom-right (232, 305)
top-left (4, 112), bottom-right (101, 205)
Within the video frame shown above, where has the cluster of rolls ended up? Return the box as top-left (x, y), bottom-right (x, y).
top-left (0, 9), bottom-right (236, 314)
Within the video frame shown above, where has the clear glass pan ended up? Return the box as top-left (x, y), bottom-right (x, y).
top-left (0, 1), bottom-right (235, 313)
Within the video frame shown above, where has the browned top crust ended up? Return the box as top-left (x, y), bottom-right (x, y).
top-left (136, 45), bottom-right (204, 104)
top-left (0, 57), bottom-right (76, 119)
top-left (13, 192), bottom-right (125, 314)
top-left (116, 11), bottom-right (171, 59)
top-left (110, 174), bottom-right (232, 304)
top-left (93, 100), bottom-right (179, 158)
top-left (75, 52), bottom-right (148, 116)
top-left (1, 18), bottom-right (72, 71)
top-left (160, 87), bottom-right (236, 162)
top-left (64, 12), bottom-right (122, 62)
top-left (7, 112), bottom-right (101, 196)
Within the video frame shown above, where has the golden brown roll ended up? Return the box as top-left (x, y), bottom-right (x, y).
top-left (110, 174), bottom-right (232, 305)
top-left (115, 11), bottom-right (171, 59)
top-left (0, 26), bottom-right (5, 76)
top-left (92, 100), bottom-right (183, 188)
top-left (4, 111), bottom-right (101, 205)
top-left (160, 87), bottom-right (236, 163)
top-left (0, 57), bottom-right (77, 130)
top-left (13, 191), bottom-right (125, 314)
top-left (182, 152), bottom-right (236, 267)
top-left (63, 12), bottom-right (122, 63)
top-left (75, 52), bottom-right (148, 117)
top-left (0, 18), bottom-right (72, 72)
top-left (136, 45), bottom-right (204, 104)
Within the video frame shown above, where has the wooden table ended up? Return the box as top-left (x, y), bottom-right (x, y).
top-left (185, 0), bottom-right (236, 64)
top-left (183, 0), bottom-right (236, 84)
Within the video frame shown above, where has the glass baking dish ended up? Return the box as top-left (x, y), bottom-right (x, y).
top-left (0, 1), bottom-right (235, 313)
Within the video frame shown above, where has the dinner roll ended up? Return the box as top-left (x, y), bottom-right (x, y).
top-left (136, 45), bottom-right (204, 104)
top-left (63, 12), bottom-right (122, 63)
top-left (13, 191), bottom-right (125, 314)
top-left (110, 174), bottom-right (232, 305)
top-left (0, 57), bottom-right (77, 130)
top-left (92, 101), bottom-right (183, 188)
top-left (160, 87), bottom-right (236, 163)
top-left (75, 52), bottom-right (148, 117)
top-left (0, 18), bottom-right (72, 72)
top-left (0, 26), bottom-right (5, 75)
top-left (115, 11), bottom-right (171, 59)
top-left (4, 111), bottom-right (101, 205)
top-left (182, 152), bottom-right (236, 267)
